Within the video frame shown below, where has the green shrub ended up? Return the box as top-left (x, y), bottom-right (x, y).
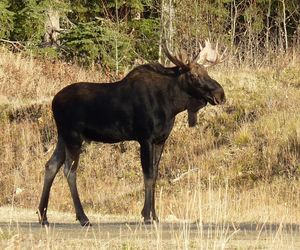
top-left (0, 0), bottom-right (14, 39)
top-left (12, 0), bottom-right (46, 44)
top-left (59, 20), bottom-right (135, 70)
top-left (129, 18), bottom-right (160, 61)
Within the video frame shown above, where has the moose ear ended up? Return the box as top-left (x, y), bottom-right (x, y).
top-left (178, 66), bottom-right (190, 74)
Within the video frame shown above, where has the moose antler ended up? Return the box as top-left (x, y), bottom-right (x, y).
top-left (162, 42), bottom-right (188, 69)
top-left (191, 40), bottom-right (227, 67)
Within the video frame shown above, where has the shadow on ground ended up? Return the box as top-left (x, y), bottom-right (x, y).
top-left (1, 220), bottom-right (299, 233)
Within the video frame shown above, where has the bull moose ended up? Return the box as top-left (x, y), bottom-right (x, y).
top-left (38, 41), bottom-right (226, 226)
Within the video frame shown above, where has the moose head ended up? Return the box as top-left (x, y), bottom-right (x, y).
top-left (163, 40), bottom-right (227, 126)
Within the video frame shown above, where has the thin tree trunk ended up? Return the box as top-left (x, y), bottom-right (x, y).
top-left (158, 0), bottom-right (164, 64)
top-left (266, 0), bottom-right (272, 52)
top-left (231, 0), bottom-right (237, 48)
top-left (281, 0), bottom-right (288, 51)
top-left (115, 0), bottom-right (119, 75)
top-left (44, 8), bottom-right (60, 46)
top-left (160, 0), bottom-right (175, 66)
top-left (167, 0), bottom-right (175, 49)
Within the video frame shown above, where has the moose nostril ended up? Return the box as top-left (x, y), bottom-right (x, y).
top-left (221, 94), bottom-right (226, 104)
top-left (213, 88), bottom-right (226, 104)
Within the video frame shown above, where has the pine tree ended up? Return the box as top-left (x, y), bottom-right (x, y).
top-left (0, 0), bottom-right (14, 39)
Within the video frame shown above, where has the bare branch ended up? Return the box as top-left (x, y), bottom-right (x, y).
top-left (0, 39), bottom-right (24, 52)
top-left (171, 168), bottom-right (199, 183)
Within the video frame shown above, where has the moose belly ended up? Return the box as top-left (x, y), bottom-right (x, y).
top-left (82, 125), bottom-right (133, 143)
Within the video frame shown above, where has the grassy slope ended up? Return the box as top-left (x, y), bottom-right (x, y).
top-left (0, 48), bottom-right (299, 226)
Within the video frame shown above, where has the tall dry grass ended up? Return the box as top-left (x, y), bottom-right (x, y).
top-left (0, 46), bottom-right (299, 230)
top-left (0, 179), bottom-right (299, 249)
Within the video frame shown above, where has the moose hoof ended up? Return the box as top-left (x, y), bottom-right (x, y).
top-left (143, 218), bottom-right (159, 225)
top-left (144, 218), bottom-right (152, 225)
top-left (40, 220), bottom-right (49, 226)
top-left (80, 220), bottom-right (92, 227)
top-left (37, 210), bottom-right (49, 226)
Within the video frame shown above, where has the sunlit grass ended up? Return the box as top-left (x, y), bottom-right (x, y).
top-left (0, 47), bottom-right (300, 248)
top-left (0, 178), bottom-right (299, 249)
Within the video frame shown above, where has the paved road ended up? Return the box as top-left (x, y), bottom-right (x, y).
top-left (1, 220), bottom-right (300, 249)
top-left (0, 206), bottom-right (299, 249)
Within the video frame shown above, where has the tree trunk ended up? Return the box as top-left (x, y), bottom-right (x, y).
top-left (231, 0), bottom-right (238, 49)
top-left (44, 8), bottom-right (60, 46)
top-left (159, 0), bottom-right (175, 65)
top-left (281, 0), bottom-right (288, 51)
top-left (266, 0), bottom-right (272, 52)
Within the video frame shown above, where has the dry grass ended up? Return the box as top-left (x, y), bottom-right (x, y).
top-left (0, 47), bottom-right (300, 248)
top-left (0, 183), bottom-right (299, 249)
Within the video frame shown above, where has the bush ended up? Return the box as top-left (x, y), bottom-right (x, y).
top-left (59, 20), bottom-right (135, 70)
top-left (0, 0), bottom-right (14, 39)
top-left (11, 0), bottom-right (46, 45)
top-left (129, 18), bottom-right (160, 61)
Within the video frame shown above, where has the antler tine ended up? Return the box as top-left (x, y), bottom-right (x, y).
top-left (213, 40), bottom-right (226, 63)
top-left (218, 47), bottom-right (228, 63)
top-left (162, 41), bottom-right (187, 68)
top-left (205, 39), bottom-right (210, 45)
top-left (191, 42), bottom-right (206, 66)
top-left (197, 39), bottom-right (228, 68)
top-left (177, 48), bottom-right (183, 62)
top-left (208, 46), bottom-right (228, 66)
top-left (199, 42), bottom-right (203, 51)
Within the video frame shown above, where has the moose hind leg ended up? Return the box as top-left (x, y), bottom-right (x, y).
top-left (38, 137), bottom-right (65, 225)
top-left (64, 147), bottom-right (90, 226)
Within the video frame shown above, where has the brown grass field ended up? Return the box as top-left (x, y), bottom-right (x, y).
top-left (0, 47), bottom-right (300, 249)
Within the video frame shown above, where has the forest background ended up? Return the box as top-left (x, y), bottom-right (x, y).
top-left (1, 0), bottom-right (300, 70)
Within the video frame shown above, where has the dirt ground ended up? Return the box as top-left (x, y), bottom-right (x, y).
top-left (0, 207), bottom-right (299, 249)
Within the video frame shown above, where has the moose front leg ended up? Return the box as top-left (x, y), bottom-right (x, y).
top-left (140, 141), bottom-right (165, 224)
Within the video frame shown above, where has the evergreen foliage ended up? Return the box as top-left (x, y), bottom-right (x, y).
top-left (12, 0), bottom-right (46, 44)
top-left (0, 0), bottom-right (14, 39)
top-left (129, 18), bottom-right (160, 61)
top-left (59, 20), bottom-right (135, 69)
top-left (0, 0), bottom-right (299, 69)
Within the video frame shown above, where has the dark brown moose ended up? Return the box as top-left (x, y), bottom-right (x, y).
top-left (38, 40), bottom-right (226, 226)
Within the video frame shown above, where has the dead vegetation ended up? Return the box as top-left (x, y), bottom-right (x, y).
top-left (0, 48), bottom-right (299, 227)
